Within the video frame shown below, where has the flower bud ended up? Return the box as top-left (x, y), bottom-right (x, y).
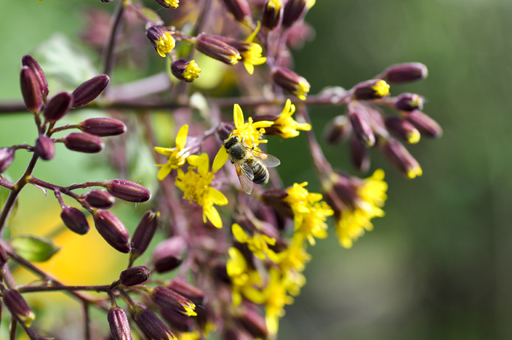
top-left (195, 35), bottom-right (242, 65)
top-left (404, 110), bottom-right (442, 138)
top-left (217, 123), bottom-right (235, 142)
top-left (43, 92), bottom-right (73, 123)
top-left (260, 189), bottom-right (293, 218)
top-left (152, 237), bottom-right (186, 273)
top-left (151, 286), bottom-right (197, 316)
top-left (220, 0), bottom-right (252, 23)
top-left (63, 132), bottom-right (104, 153)
top-left (154, 0), bottom-right (179, 9)
top-left (131, 211), bottom-right (159, 261)
top-left (0, 243), bottom-right (8, 268)
top-left (324, 115), bottom-right (352, 145)
top-left (108, 306), bottom-right (132, 340)
top-left (222, 327), bottom-right (252, 340)
top-left (168, 280), bottom-right (204, 305)
top-left (119, 266), bottom-right (150, 286)
top-left (71, 75), bottom-right (110, 108)
top-left (22, 55), bottom-right (49, 100)
top-left (3, 289), bottom-right (35, 327)
top-left (352, 79), bottom-right (390, 100)
top-left (146, 26), bottom-right (175, 58)
top-left (394, 93), bottom-right (424, 112)
top-left (349, 111), bottom-right (375, 147)
top-left (350, 135), bottom-right (370, 173)
top-left (171, 59), bottom-right (201, 82)
top-left (105, 179), bottom-right (151, 203)
top-left (20, 66), bottom-right (42, 114)
top-left (60, 206), bottom-right (90, 235)
top-left (134, 307), bottom-right (177, 340)
top-left (35, 136), bottom-right (55, 161)
top-left (380, 138), bottom-right (422, 179)
top-left (262, 0), bottom-right (282, 30)
top-left (78, 118), bottom-right (127, 137)
top-left (84, 190), bottom-right (116, 209)
top-left (282, 0), bottom-right (307, 28)
top-left (272, 67), bottom-right (310, 100)
top-left (93, 210), bottom-right (131, 253)
top-left (160, 307), bottom-right (194, 332)
top-left (385, 116), bottom-right (420, 144)
top-left (379, 63), bottom-right (428, 84)
top-left (234, 307), bottom-right (269, 340)
top-left (0, 148), bottom-right (15, 173)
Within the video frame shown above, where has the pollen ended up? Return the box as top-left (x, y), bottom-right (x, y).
top-left (183, 60), bottom-right (201, 81)
top-left (372, 80), bottom-right (390, 98)
top-left (156, 31), bottom-right (175, 57)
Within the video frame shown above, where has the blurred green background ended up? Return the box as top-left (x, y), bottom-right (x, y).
top-left (1, 0), bottom-right (511, 339)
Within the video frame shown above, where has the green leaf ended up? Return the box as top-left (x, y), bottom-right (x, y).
top-left (9, 235), bottom-right (60, 262)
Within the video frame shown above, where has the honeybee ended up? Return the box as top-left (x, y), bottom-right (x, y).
top-left (224, 135), bottom-right (280, 194)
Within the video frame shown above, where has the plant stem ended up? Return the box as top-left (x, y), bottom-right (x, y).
top-left (102, 0), bottom-right (125, 79)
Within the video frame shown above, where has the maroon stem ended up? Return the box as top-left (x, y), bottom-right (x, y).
top-left (102, 0), bottom-right (125, 78)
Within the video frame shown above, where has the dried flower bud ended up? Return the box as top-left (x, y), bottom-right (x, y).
top-left (20, 66), bottom-right (42, 114)
top-left (71, 75), bottom-right (110, 108)
top-left (108, 306), bottom-right (132, 340)
top-left (217, 123), bottom-right (235, 142)
top-left (61, 206), bottom-right (90, 235)
top-left (221, 0), bottom-right (252, 23)
top-left (152, 237), bottom-right (186, 273)
top-left (272, 67), bottom-right (310, 100)
top-left (119, 266), bottom-right (150, 286)
top-left (350, 135), bottom-right (370, 173)
top-left (3, 289), bottom-right (35, 327)
top-left (43, 92), bottom-right (73, 123)
top-left (0, 243), bottom-right (8, 268)
top-left (260, 188), bottom-right (293, 218)
top-left (35, 136), bottom-right (55, 161)
top-left (84, 190), bottom-right (116, 209)
top-left (63, 132), bottom-right (104, 153)
top-left (134, 307), bottom-right (177, 340)
top-left (324, 115), bottom-right (352, 145)
top-left (105, 179), bottom-right (151, 203)
top-left (78, 118), bottom-right (127, 137)
top-left (22, 55), bottom-right (49, 100)
top-left (349, 111), bottom-right (375, 147)
top-left (404, 110), bottom-right (443, 138)
top-left (235, 307), bottom-right (269, 340)
top-left (146, 26), bottom-right (175, 58)
top-left (379, 63), bottom-right (428, 84)
top-left (262, 0), bottom-right (282, 30)
top-left (154, 0), bottom-right (179, 9)
top-left (385, 116), bottom-right (421, 144)
top-left (151, 286), bottom-right (197, 316)
top-left (395, 93), bottom-right (424, 112)
top-left (196, 35), bottom-right (242, 65)
top-left (352, 79), bottom-right (390, 100)
top-left (168, 280), bottom-right (205, 305)
top-left (93, 210), bottom-right (131, 253)
top-left (380, 138), bottom-right (422, 179)
top-left (131, 211), bottom-right (159, 261)
top-left (160, 307), bottom-right (194, 332)
top-left (0, 148), bottom-right (15, 173)
top-left (171, 59), bottom-right (201, 82)
top-left (282, 0), bottom-right (307, 28)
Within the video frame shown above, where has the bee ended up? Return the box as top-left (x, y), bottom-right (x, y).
top-left (224, 135), bottom-right (280, 194)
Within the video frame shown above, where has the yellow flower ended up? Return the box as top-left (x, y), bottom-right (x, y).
top-left (232, 223), bottom-right (278, 262)
top-left (334, 169), bottom-right (388, 248)
top-left (226, 247), bottom-right (262, 306)
top-left (179, 331), bottom-right (200, 340)
top-left (175, 153), bottom-right (228, 228)
top-left (241, 22), bottom-right (267, 75)
top-left (163, 0), bottom-right (179, 8)
top-left (154, 124), bottom-right (190, 180)
top-left (272, 99), bottom-right (312, 138)
top-left (276, 238), bottom-right (310, 295)
top-left (183, 60), bottom-right (201, 82)
top-left (156, 31), bottom-right (175, 57)
top-left (372, 80), bottom-right (390, 98)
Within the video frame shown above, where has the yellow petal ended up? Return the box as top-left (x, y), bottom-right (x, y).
top-left (209, 187), bottom-right (228, 206)
top-left (157, 164), bottom-right (171, 180)
top-left (205, 206), bottom-right (223, 228)
top-left (233, 104), bottom-right (244, 128)
top-left (154, 146), bottom-right (174, 155)
top-left (175, 124), bottom-right (188, 150)
top-left (188, 153), bottom-right (210, 175)
top-left (245, 20), bottom-right (261, 43)
top-left (232, 223), bottom-right (248, 243)
top-left (244, 61), bottom-right (255, 75)
top-left (213, 146), bottom-right (230, 172)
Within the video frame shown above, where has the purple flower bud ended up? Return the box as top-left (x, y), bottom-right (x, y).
top-left (134, 307), bottom-right (177, 340)
top-left (380, 138), bottom-right (423, 179)
top-left (0, 148), bottom-right (15, 173)
top-left (131, 211), bottom-right (159, 260)
top-left (20, 66), bottom-right (42, 114)
top-left (282, 0), bottom-right (307, 28)
top-left (22, 55), bottom-right (49, 100)
top-left (349, 111), bottom-right (375, 147)
top-left (220, 0), bottom-right (252, 23)
top-left (171, 59), bottom-right (201, 83)
top-left (380, 63), bottom-right (428, 84)
top-left (63, 132), bottom-right (104, 153)
top-left (168, 280), bottom-right (205, 305)
top-left (217, 123), bottom-right (236, 142)
top-left (150, 286), bottom-right (196, 316)
top-left (196, 35), bottom-right (242, 66)
top-left (394, 93), bottom-right (424, 112)
top-left (61, 206), bottom-right (90, 235)
top-left (35, 136), bottom-right (55, 161)
top-left (71, 75), bottom-right (109, 108)
top-left (350, 135), bottom-right (370, 173)
top-left (105, 179), bottom-right (151, 203)
top-left (404, 110), bottom-right (442, 138)
top-left (154, 0), bottom-right (178, 9)
top-left (84, 190), bottom-right (116, 209)
top-left (152, 237), bottom-right (186, 274)
top-left (3, 289), bottom-right (36, 327)
top-left (262, 0), bottom-right (282, 30)
top-left (352, 79), bottom-right (390, 100)
top-left (93, 210), bottom-right (131, 253)
top-left (160, 307), bottom-right (194, 332)
top-left (272, 67), bottom-right (310, 100)
top-left (78, 118), bottom-right (127, 137)
top-left (146, 26), bottom-right (175, 57)
top-left (43, 92), bottom-right (73, 123)
top-left (324, 115), bottom-right (352, 145)
top-left (260, 188), bottom-right (294, 218)
top-left (234, 307), bottom-right (269, 340)
top-left (119, 266), bottom-right (150, 286)
top-left (108, 306), bottom-right (132, 340)
top-left (385, 116), bottom-right (421, 144)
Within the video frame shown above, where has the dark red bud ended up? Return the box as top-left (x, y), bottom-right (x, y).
top-left (217, 123), bottom-right (236, 142)
top-left (151, 286), bottom-right (196, 316)
top-left (352, 79), bottom-right (390, 100)
top-left (196, 35), bottom-right (241, 66)
top-left (380, 63), bottom-right (428, 84)
top-left (385, 116), bottom-right (421, 144)
top-left (380, 138), bottom-right (422, 178)
top-left (61, 206), bottom-right (90, 235)
top-left (105, 179), bottom-right (151, 203)
top-left (221, 0), bottom-right (252, 23)
top-left (130, 211), bottom-right (159, 261)
top-left (134, 307), bottom-right (177, 340)
top-left (22, 55), bottom-right (49, 100)
top-left (71, 75), bottom-right (109, 108)
top-left (108, 306), bottom-right (132, 340)
top-left (160, 307), bottom-right (194, 332)
top-left (350, 135), bottom-right (370, 173)
top-left (235, 307), bottom-right (269, 340)
top-left (93, 210), bottom-right (131, 253)
top-left (3, 289), bottom-right (35, 327)
top-left (0, 148), bottom-right (15, 173)
top-left (78, 118), bottom-right (127, 137)
top-left (324, 115), bottom-right (352, 145)
top-left (43, 92), bottom-right (73, 123)
top-left (35, 136), bottom-right (55, 161)
top-left (404, 110), bottom-right (442, 138)
top-left (84, 190), bottom-right (116, 209)
top-left (152, 237), bottom-right (186, 274)
top-left (119, 266), bottom-right (150, 286)
top-left (271, 67), bottom-right (310, 100)
top-left (168, 280), bottom-right (205, 305)
top-left (282, 0), bottom-right (307, 28)
top-left (20, 66), bottom-right (42, 114)
top-left (349, 111), bottom-right (375, 147)
top-left (262, 0), bottom-right (282, 30)
top-left (63, 132), bottom-right (104, 153)
top-left (395, 93), bottom-right (424, 112)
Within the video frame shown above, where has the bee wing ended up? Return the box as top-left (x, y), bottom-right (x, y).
top-left (235, 162), bottom-right (254, 194)
top-left (251, 149), bottom-right (281, 168)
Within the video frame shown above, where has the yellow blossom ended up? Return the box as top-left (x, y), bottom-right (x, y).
top-left (226, 247), bottom-right (262, 306)
top-left (183, 60), bottom-right (201, 81)
top-left (372, 80), bottom-right (390, 98)
top-left (163, 0), bottom-right (179, 8)
top-left (179, 331), bottom-right (200, 340)
top-left (156, 31), bottom-right (175, 57)
top-left (175, 153), bottom-right (228, 228)
top-left (271, 99), bottom-right (312, 138)
top-left (241, 21), bottom-right (267, 75)
top-left (232, 223), bottom-right (278, 262)
top-left (154, 124), bottom-right (190, 180)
